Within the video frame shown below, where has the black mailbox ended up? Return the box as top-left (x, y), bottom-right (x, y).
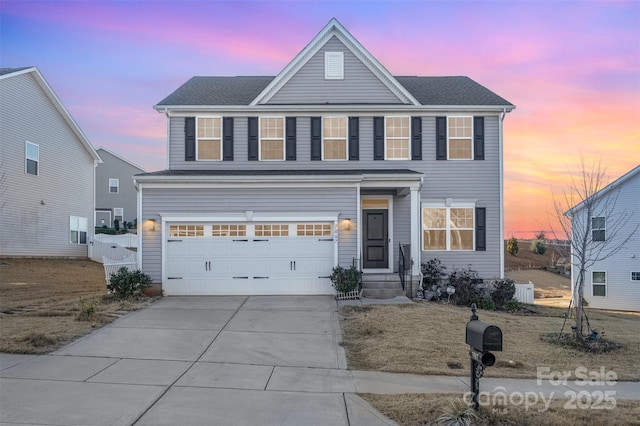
top-left (466, 320), bottom-right (502, 352)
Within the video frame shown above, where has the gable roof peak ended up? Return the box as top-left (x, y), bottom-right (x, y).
top-left (250, 19), bottom-right (420, 106)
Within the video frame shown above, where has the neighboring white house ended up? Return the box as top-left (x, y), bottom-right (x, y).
top-left (0, 67), bottom-right (102, 257)
top-left (95, 147), bottom-right (146, 229)
top-left (565, 165), bottom-right (640, 312)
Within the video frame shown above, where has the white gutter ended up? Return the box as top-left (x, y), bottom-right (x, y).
top-left (499, 108), bottom-right (507, 278)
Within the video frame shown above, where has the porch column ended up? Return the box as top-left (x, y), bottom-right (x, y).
top-left (410, 187), bottom-right (420, 277)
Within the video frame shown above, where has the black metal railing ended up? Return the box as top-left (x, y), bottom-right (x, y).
top-left (398, 243), bottom-right (411, 291)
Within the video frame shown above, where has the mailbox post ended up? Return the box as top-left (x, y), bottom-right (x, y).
top-left (465, 303), bottom-right (502, 410)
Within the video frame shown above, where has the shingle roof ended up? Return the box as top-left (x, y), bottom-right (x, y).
top-left (155, 75), bottom-right (513, 108)
top-left (136, 169), bottom-right (422, 177)
top-left (0, 67), bottom-right (34, 77)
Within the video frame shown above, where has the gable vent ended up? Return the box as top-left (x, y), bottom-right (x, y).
top-left (325, 51), bottom-right (344, 80)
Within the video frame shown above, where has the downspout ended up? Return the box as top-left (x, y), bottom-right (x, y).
top-left (164, 108), bottom-right (170, 170)
top-left (499, 108), bottom-right (506, 278)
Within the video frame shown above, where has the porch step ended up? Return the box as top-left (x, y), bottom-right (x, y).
top-left (361, 274), bottom-right (405, 299)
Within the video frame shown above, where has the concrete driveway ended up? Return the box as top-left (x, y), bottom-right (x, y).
top-left (0, 295), bottom-right (397, 426)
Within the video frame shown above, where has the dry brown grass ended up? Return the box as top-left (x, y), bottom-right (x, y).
top-left (361, 393), bottom-right (640, 426)
top-left (0, 258), bottom-right (156, 354)
top-left (339, 303), bottom-right (640, 380)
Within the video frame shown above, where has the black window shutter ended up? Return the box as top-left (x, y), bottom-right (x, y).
top-left (184, 117), bottom-right (195, 161)
top-left (476, 207), bottom-right (486, 251)
top-left (247, 117), bottom-right (258, 161)
top-left (223, 117), bottom-right (234, 161)
top-left (436, 116), bottom-right (447, 160)
top-left (286, 117), bottom-right (297, 161)
top-left (348, 117), bottom-right (359, 161)
top-left (411, 116), bottom-right (422, 160)
top-left (373, 116), bottom-right (384, 160)
top-left (310, 117), bottom-right (321, 161)
top-left (474, 116), bottom-right (484, 160)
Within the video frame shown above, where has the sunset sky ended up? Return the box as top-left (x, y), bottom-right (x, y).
top-left (1, 1), bottom-right (638, 238)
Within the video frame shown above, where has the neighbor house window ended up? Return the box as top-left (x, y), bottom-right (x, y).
top-left (70, 216), bottom-right (88, 245)
top-left (323, 117), bottom-right (347, 160)
top-left (631, 272), bottom-right (640, 281)
top-left (109, 178), bottom-right (119, 193)
top-left (114, 208), bottom-right (123, 223)
top-left (325, 51), bottom-right (344, 80)
top-left (259, 117), bottom-right (284, 160)
top-left (386, 116), bottom-right (410, 160)
top-left (422, 204), bottom-right (474, 251)
top-left (448, 116), bottom-right (473, 159)
top-left (197, 117), bottom-right (222, 160)
top-left (25, 142), bottom-right (39, 175)
top-left (592, 271), bottom-right (606, 297)
top-left (592, 217), bottom-right (606, 242)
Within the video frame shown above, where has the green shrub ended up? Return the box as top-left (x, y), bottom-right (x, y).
top-left (76, 296), bottom-right (99, 321)
top-left (489, 278), bottom-right (516, 309)
top-left (330, 265), bottom-right (361, 293)
top-left (95, 227), bottom-right (117, 235)
top-left (114, 219), bottom-right (120, 232)
top-left (474, 295), bottom-right (496, 311)
top-left (507, 237), bottom-right (519, 256)
top-left (107, 268), bottom-right (152, 299)
top-left (531, 239), bottom-right (547, 255)
top-left (448, 267), bottom-right (482, 307)
top-left (421, 258), bottom-right (447, 290)
top-left (505, 299), bottom-right (523, 312)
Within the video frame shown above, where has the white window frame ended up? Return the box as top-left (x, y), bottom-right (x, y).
top-left (69, 216), bottom-right (88, 245)
top-left (592, 271), bottom-right (607, 297)
top-left (447, 116), bottom-right (474, 160)
top-left (114, 207), bottom-right (124, 223)
top-left (109, 178), bottom-right (119, 194)
top-left (422, 201), bottom-right (475, 251)
top-left (25, 141), bottom-right (39, 176)
top-left (592, 216), bottom-right (606, 242)
top-left (259, 116), bottom-right (285, 161)
top-left (631, 272), bottom-right (640, 282)
top-left (196, 116), bottom-right (223, 161)
top-left (385, 116), bottom-right (411, 160)
top-left (322, 116), bottom-right (348, 161)
top-left (325, 51), bottom-right (344, 80)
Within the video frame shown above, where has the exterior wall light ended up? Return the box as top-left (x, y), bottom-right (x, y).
top-left (147, 219), bottom-right (156, 232)
top-left (342, 218), bottom-right (352, 231)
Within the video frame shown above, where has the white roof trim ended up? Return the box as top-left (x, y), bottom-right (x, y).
top-left (96, 147), bottom-right (147, 173)
top-left (564, 164), bottom-right (640, 216)
top-left (250, 18), bottom-right (420, 107)
top-left (2, 67), bottom-right (102, 163)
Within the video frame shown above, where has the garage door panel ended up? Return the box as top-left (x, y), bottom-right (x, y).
top-left (164, 221), bottom-right (336, 295)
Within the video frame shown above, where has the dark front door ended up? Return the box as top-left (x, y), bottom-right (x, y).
top-left (363, 209), bottom-right (388, 269)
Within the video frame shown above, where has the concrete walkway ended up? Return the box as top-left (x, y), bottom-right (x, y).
top-left (1, 296), bottom-right (638, 425)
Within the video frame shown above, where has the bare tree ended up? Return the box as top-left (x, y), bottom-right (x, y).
top-left (552, 157), bottom-right (637, 341)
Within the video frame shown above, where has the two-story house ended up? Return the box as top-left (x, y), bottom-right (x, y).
top-left (565, 165), bottom-right (639, 312)
top-left (0, 67), bottom-right (101, 258)
top-left (95, 147), bottom-right (146, 229)
top-left (135, 19), bottom-right (515, 296)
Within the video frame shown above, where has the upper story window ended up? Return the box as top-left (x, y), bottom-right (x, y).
top-left (197, 117), bottom-right (222, 160)
top-left (422, 203), bottom-right (475, 251)
top-left (592, 217), bottom-right (606, 242)
top-left (631, 272), bottom-right (640, 281)
top-left (25, 142), bottom-right (39, 176)
top-left (325, 51), bottom-right (344, 80)
top-left (70, 216), bottom-right (87, 245)
top-left (260, 117), bottom-right (284, 161)
top-left (109, 178), bottom-right (119, 193)
top-left (448, 116), bottom-right (473, 160)
top-left (114, 208), bottom-right (123, 222)
top-left (386, 116), bottom-right (410, 160)
top-left (323, 117), bottom-right (347, 160)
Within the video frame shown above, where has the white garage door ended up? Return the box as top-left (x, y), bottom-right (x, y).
top-left (164, 222), bottom-right (335, 295)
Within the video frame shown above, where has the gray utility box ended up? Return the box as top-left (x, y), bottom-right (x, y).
top-left (466, 320), bottom-right (502, 352)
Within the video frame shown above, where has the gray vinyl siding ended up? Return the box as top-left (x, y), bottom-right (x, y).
top-left (420, 115), bottom-right (502, 278)
top-left (267, 36), bottom-right (403, 105)
top-left (0, 72), bottom-right (95, 257)
top-left (95, 149), bottom-right (144, 227)
top-left (141, 186), bottom-right (358, 283)
top-left (571, 172), bottom-right (640, 311)
top-left (392, 194), bottom-right (411, 272)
